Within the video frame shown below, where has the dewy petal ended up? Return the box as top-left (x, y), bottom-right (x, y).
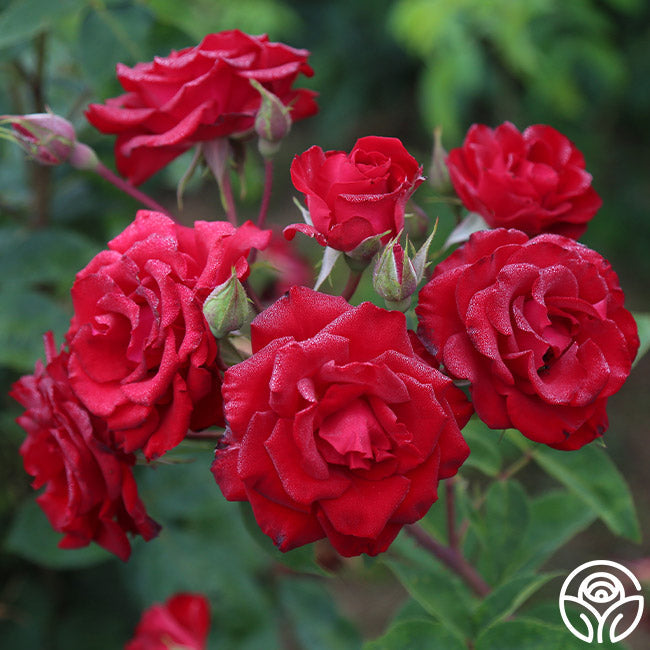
top-left (318, 475), bottom-right (410, 540)
top-left (265, 418), bottom-right (350, 504)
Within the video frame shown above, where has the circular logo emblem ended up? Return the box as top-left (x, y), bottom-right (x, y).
top-left (559, 560), bottom-right (644, 643)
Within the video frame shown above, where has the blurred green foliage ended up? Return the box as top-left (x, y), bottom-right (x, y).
top-left (0, 0), bottom-right (648, 647)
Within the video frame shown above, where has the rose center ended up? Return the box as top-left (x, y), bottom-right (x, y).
top-left (317, 399), bottom-right (392, 470)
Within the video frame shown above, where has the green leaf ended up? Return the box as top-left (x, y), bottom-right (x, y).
top-left (511, 489), bottom-right (597, 574)
top-left (126, 461), bottom-right (281, 648)
top-left (0, 287), bottom-right (70, 372)
top-left (460, 416), bottom-right (502, 477)
top-left (146, 0), bottom-right (300, 41)
top-left (0, 0), bottom-right (85, 49)
top-left (78, 4), bottom-right (153, 90)
top-left (278, 578), bottom-right (361, 650)
top-left (3, 498), bottom-right (113, 569)
top-left (480, 479), bottom-right (530, 584)
top-left (475, 618), bottom-right (622, 649)
top-left (363, 619), bottom-right (466, 650)
top-left (473, 573), bottom-right (558, 633)
top-left (384, 532), bottom-right (475, 640)
top-left (524, 441), bottom-right (641, 542)
top-left (632, 311), bottom-right (650, 368)
top-left (0, 226), bottom-right (99, 296)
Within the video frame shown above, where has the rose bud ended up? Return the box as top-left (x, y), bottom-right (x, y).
top-left (373, 238), bottom-right (417, 311)
top-left (3, 112), bottom-right (98, 170)
top-left (373, 230), bottom-right (434, 311)
top-left (251, 79), bottom-right (292, 157)
top-left (429, 126), bottom-right (452, 194)
top-left (203, 268), bottom-right (252, 339)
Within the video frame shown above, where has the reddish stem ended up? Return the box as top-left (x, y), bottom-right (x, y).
top-left (257, 158), bottom-right (274, 229)
top-left (95, 163), bottom-right (174, 219)
top-left (405, 524), bottom-right (491, 598)
top-left (220, 169), bottom-right (238, 226)
top-left (185, 430), bottom-right (224, 441)
top-left (446, 477), bottom-right (459, 550)
top-left (340, 269), bottom-right (363, 302)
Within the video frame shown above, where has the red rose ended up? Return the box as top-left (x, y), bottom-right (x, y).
top-left (125, 592), bottom-right (210, 650)
top-left (85, 30), bottom-right (318, 185)
top-left (446, 122), bottom-right (602, 238)
top-left (284, 136), bottom-right (424, 253)
top-left (67, 210), bottom-right (270, 460)
top-left (416, 229), bottom-right (639, 450)
top-left (10, 333), bottom-right (160, 561)
top-left (212, 287), bottom-right (471, 557)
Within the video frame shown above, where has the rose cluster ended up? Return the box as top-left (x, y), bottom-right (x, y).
top-left (10, 29), bottom-right (640, 565)
top-left (12, 210), bottom-right (270, 559)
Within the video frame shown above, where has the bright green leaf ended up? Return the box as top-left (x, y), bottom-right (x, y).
top-left (511, 489), bottom-right (597, 574)
top-left (524, 442), bottom-right (641, 542)
top-left (364, 619), bottom-right (466, 650)
top-left (384, 532), bottom-right (475, 640)
top-left (473, 573), bottom-right (558, 633)
top-left (481, 479), bottom-right (530, 584)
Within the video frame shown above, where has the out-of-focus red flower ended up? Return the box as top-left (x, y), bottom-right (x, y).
top-left (125, 592), bottom-right (211, 650)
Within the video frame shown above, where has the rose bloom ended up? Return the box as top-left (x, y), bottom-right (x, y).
top-left (11, 333), bottom-right (160, 561)
top-left (212, 287), bottom-right (471, 557)
top-left (284, 136), bottom-right (424, 253)
top-left (416, 229), bottom-right (639, 450)
top-left (67, 210), bottom-right (270, 460)
top-left (85, 30), bottom-right (318, 185)
top-left (125, 592), bottom-right (210, 650)
top-left (446, 122), bottom-right (602, 238)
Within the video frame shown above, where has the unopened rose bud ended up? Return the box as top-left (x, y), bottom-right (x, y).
top-left (2, 112), bottom-right (98, 170)
top-left (203, 269), bottom-right (252, 339)
top-left (373, 236), bottom-right (418, 311)
top-left (373, 229), bottom-right (436, 311)
top-left (429, 126), bottom-right (451, 194)
top-left (250, 79), bottom-right (292, 157)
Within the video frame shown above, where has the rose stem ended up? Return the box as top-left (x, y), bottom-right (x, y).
top-left (248, 158), bottom-right (274, 267)
top-left (340, 269), bottom-right (363, 302)
top-left (446, 476), bottom-right (459, 550)
top-left (457, 448), bottom-right (534, 541)
top-left (257, 158), bottom-right (274, 229)
top-left (220, 167), bottom-right (238, 226)
top-left (405, 524), bottom-right (491, 598)
top-left (95, 162), bottom-right (176, 219)
top-left (243, 279), bottom-right (264, 314)
top-left (185, 430), bottom-right (224, 441)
